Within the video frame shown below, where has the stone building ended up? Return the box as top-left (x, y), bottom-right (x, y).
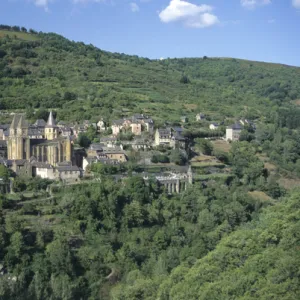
top-left (0, 124), bottom-right (9, 141)
top-left (226, 123), bottom-right (243, 141)
top-left (154, 127), bottom-right (187, 149)
top-left (144, 166), bottom-right (193, 194)
top-left (111, 114), bottom-right (154, 136)
top-left (7, 112), bottom-right (73, 166)
top-left (196, 113), bottom-right (206, 121)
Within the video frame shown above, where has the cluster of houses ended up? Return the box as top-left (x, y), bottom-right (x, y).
top-left (111, 114), bottom-right (154, 136)
top-left (0, 110), bottom-right (255, 188)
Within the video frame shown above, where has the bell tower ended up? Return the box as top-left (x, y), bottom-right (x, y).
top-left (8, 114), bottom-right (29, 160)
top-left (45, 111), bottom-right (58, 140)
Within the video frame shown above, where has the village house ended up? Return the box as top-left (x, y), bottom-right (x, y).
top-left (97, 119), bottom-right (106, 132)
top-left (209, 123), bottom-right (220, 130)
top-left (154, 127), bottom-right (187, 149)
top-left (130, 122), bottom-right (142, 136)
top-left (154, 128), bottom-right (172, 147)
top-left (100, 136), bottom-right (118, 148)
top-left (72, 124), bottom-right (86, 138)
top-left (226, 123), bottom-right (243, 141)
top-left (82, 156), bottom-right (120, 171)
top-left (111, 119), bottom-right (125, 136)
top-left (59, 126), bottom-right (72, 137)
top-left (83, 120), bottom-right (97, 130)
top-left (120, 137), bottom-right (151, 151)
top-left (56, 165), bottom-right (81, 182)
top-left (196, 113), bottom-right (206, 121)
top-left (87, 143), bottom-right (104, 157)
top-left (104, 150), bottom-right (127, 162)
top-left (87, 143), bottom-right (124, 157)
top-left (57, 121), bottom-right (67, 128)
top-left (34, 119), bottom-right (46, 128)
top-left (132, 114), bottom-right (154, 134)
top-left (34, 162), bottom-right (56, 180)
top-left (111, 114), bottom-right (154, 136)
top-left (181, 116), bottom-right (188, 123)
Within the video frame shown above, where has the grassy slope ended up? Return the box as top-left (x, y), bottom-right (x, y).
top-left (0, 29), bottom-right (39, 41)
top-left (1, 30), bottom-right (300, 123)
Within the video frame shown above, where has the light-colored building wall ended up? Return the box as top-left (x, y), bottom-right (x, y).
top-left (154, 129), bottom-right (173, 147)
top-left (58, 170), bottom-right (81, 182)
top-left (36, 167), bottom-right (56, 180)
top-left (144, 122), bottom-right (154, 134)
top-left (226, 128), bottom-right (241, 141)
top-left (97, 120), bottom-right (106, 132)
top-left (130, 123), bottom-right (142, 135)
top-left (105, 152), bottom-right (127, 162)
top-left (112, 125), bottom-right (122, 136)
top-left (82, 158), bottom-right (90, 171)
top-left (209, 124), bottom-right (219, 130)
top-left (154, 130), bottom-right (160, 146)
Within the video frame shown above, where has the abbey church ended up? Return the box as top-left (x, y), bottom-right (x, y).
top-left (8, 112), bottom-right (72, 166)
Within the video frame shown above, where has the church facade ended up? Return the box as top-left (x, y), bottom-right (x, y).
top-left (7, 112), bottom-right (72, 166)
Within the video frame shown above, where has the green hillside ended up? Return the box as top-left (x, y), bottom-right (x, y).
top-left (113, 188), bottom-right (300, 300)
top-left (1, 27), bottom-right (300, 124)
top-left (1, 26), bottom-right (300, 300)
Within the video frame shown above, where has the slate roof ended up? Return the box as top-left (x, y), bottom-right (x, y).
top-left (0, 159), bottom-right (12, 167)
top-left (56, 161), bottom-right (72, 167)
top-left (228, 123), bottom-right (243, 130)
top-left (144, 118), bottom-right (154, 124)
top-left (89, 143), bottom-right (104, 151)
top-left (112, 119), bottom-right (124, 126)
top-left (34, 119), bottom-right (46, 127)
top-left (13, 159), bottom-right (27, 166)
top-left (0, 124), bottom-right (9, 130)
top-left (158, 128), bottom-right (172, 135)
top-left (103, 149), bottom-right (126, 155)
top-left (10, 115), bottom-right (28, 129)
top-left (101, 137), bottom-right (117, 142)
top-left (33, 162), bottom-right (53, 169)
top-left (46, 112), bottom-right (57, 128)
top-left (56, 166), bottom-right (80, 172)
top-left (28, 126), bottom-right (44, 136)
top-left (172, 127), bottom-right (184, 133)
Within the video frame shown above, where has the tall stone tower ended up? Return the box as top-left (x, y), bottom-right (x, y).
top-left (45, 112), bottom-right (58, 140)
top-left (65, 136), bottom-right (72, 162)
top-left (8, 115), bottom-right (30, 160)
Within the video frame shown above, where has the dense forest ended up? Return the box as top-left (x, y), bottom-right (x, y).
top-left (1, 25), bottom-right (300, 299)
top-left (0, 144), bottom-right (297, 299)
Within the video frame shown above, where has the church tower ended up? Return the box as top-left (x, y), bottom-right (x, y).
top-left (8, 114), bottom-right (29, 160)
top-left (45, 111), bottom-right (58, 140)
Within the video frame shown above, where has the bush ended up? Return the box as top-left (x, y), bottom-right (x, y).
top-left (151, 154), bottom-right (170, 164)
top-left (170, 149), bottom-right (187, 165)
top-left (195, 138), bottom-right (213, 155)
